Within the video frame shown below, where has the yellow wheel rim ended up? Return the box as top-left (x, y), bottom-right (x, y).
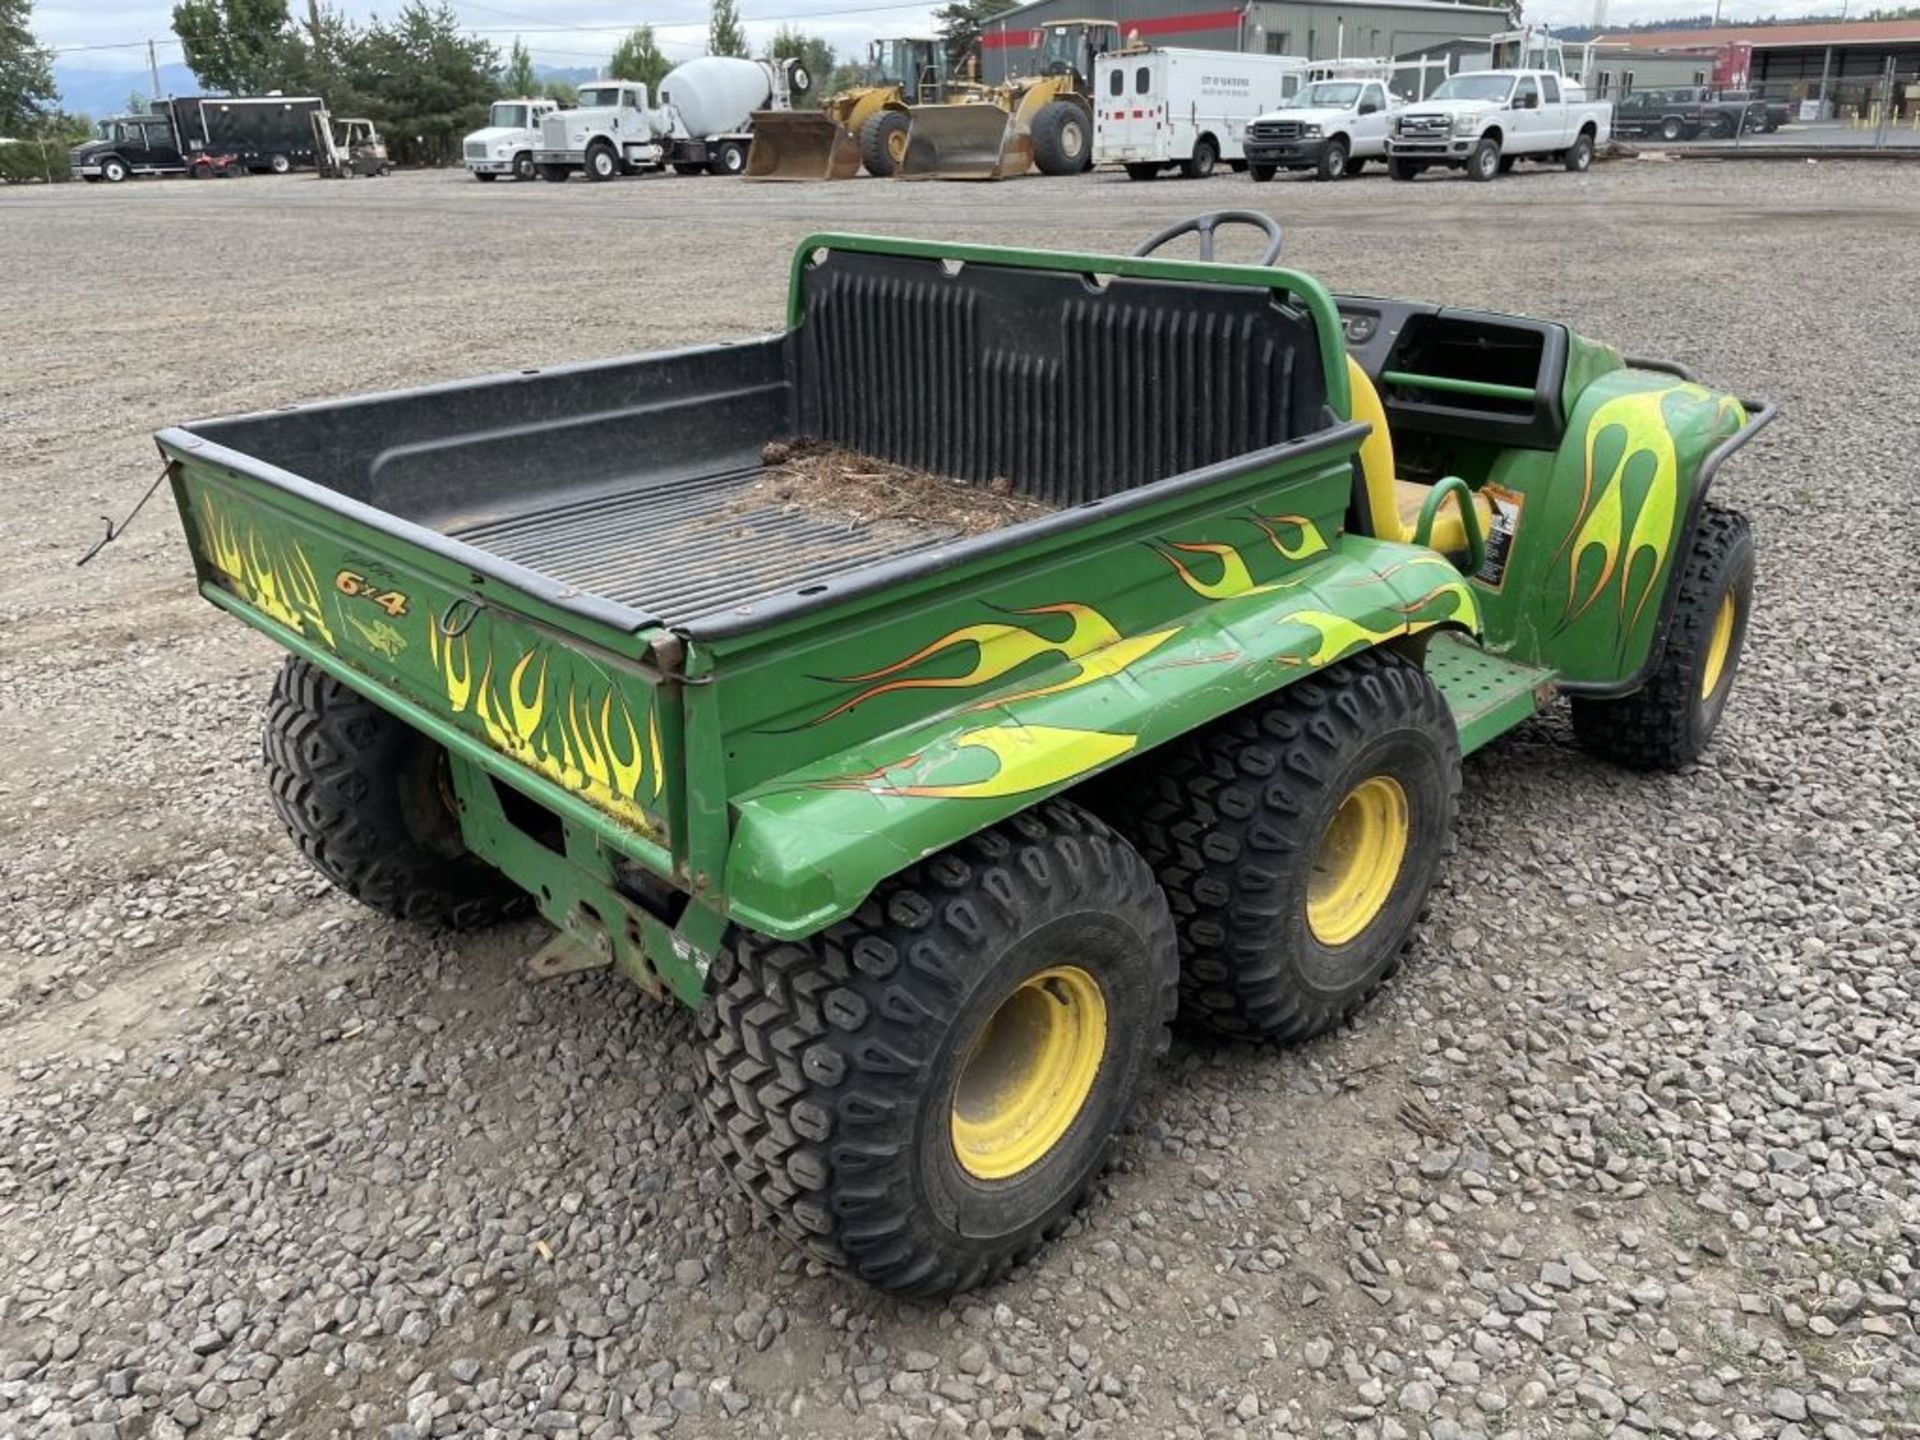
top-left (887, 124), bottom-right (909, 165)
top-left (1700, 591), bottom-right (1737, 699)
top-left (1307, 776), bottom-right (1410, 947)
top-left (951, 965), bottom-right (1107, 1181)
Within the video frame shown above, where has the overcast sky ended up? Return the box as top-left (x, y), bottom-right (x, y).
top-left (38, 0), bottom-right (1849, 72)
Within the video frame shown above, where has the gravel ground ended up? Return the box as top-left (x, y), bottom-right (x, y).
top-left (1, 161), bottom-right (1916, 1440)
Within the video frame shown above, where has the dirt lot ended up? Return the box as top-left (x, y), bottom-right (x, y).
top-left (1, 162), bottom-right (1915, 1440)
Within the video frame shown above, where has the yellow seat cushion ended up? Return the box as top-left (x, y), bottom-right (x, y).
top-left (1393, 478), bottom-right (1495, 558)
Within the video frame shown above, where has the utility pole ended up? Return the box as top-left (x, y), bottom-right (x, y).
top-left (148, 39), bottom-right (164, 101)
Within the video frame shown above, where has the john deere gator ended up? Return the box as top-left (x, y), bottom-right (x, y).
top-left (158, 213), bottom-right (1770, 1295)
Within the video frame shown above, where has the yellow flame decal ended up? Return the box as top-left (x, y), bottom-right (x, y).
top-left (429, 631), bottom-right (660, 834)
top-left (1253, 512), bottom-right (1330, 562)
top-left (981, 628), bottom-right (1179, 709)
top-left (197, 492), bottom-right (335, 647)
top-left (822, 725), bottom-right (1138, 800)
top-left (1280, 579), bottom-right (1478, 667)
top-left (1559, 383), bottom-right (1739, 631)
top-left (814, 603), bottom-right (1136, 724)
top-left (1157, 513), bottom-right (1327, 602)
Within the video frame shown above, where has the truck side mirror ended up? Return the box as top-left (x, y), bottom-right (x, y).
top-left (1359, 101), bottom-right (1379, 114)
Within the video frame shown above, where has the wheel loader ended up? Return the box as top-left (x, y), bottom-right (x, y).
top-left (747, 37), bottom-right (949, 180)
top-left (901, 19), bottom-right (1115, 180)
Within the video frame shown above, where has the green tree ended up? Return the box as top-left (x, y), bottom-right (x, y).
top-left (708, 0), bottom-right (748, 59)
top-left (340, 2), bottom-right (497, 165)
top-left (503, 37), bottom-right (536, 96)
top-left (0, 0), bottom-right (58, 134)
top-left (0, 107), bottom-right (91, 182)
top-left (934, 0), bottom-right (1020, 75)
top-left (607, 26), bottom-right (670, 96)
top-left (172, 0), bottom-right (309, 94)
top-left (769, 25), bottom-right (835, 91)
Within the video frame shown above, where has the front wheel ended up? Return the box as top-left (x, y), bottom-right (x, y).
top-left (1031, 100), bottom-right (1090, 176)
top-left (263, 658), bottom-right (529, 929)
top-left (1315, 137), bottom-right (1350, 181)
top-left (1571, 505), bottom-right (1754, 771)
top-left (1248, 162), bottom-right (1275, 182)
top-left (1467, 136), bottom-right (1501, 181)
top-left (1564, 132), bottom-right (1594, 171)
top-left (100, 156), bottom-right (129, 183)
top-left (585, 144), bottom-right (620, 181)
top-left (512, 152), bottom-right (535, 181)
top-left (1180, 136), bottom-right (1218, 179)
top-left (700, 800), bottom-right (1177, 1296)
top-left (858, 109), bottom-right (909, 177)
top-left (1121, 651), bottom-right (1460, 1043)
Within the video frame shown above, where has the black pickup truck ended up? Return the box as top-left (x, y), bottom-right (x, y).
top-left (1615, 86), bottom-right (1767, 142)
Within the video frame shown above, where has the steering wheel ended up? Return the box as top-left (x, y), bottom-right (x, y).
top-left (1131, 211), bottom-right (1284, 267)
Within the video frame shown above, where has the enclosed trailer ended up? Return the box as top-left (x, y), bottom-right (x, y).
top-left (165, 95), bottom-right (324, 173)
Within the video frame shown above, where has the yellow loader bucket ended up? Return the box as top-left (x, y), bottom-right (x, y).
top-left (745, 111), bottom-right (862, 181)
top-left (898, 104), bottom-right (1032, 180)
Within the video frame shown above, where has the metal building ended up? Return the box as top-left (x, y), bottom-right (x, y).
top-left (1590, 19), bottom-right (1920, 117)
top-left (979, 0), bottom-right (1514, 83)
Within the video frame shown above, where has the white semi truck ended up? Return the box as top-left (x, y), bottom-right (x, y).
top-left (534, 57), bottom-right (811, 181)
top-left (463, 97), bottom-right (561, 181)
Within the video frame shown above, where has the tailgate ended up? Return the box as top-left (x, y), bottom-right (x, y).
top-left (164, 449), bottom-right (680, 869)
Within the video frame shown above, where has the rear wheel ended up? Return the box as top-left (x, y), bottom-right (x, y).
top-left (1120, 651), bottom-right (1459, 1043)
top-left (1125, 162), bottom-right (1161, 181)
top-left (1388, 157), bottom-right (1423, 181)
top-left (709, 138), bottom-right (748, 176)
top-left (700, 800), bottom-right (1176, 1296)
top-left (1467, 136), bottom-right (1501, 181)
top-left (1571, 505), bottom-right (1754, 771)
top-left (1564, 131), bottom-right (1594, 171)
top-left (1659, 116), bottom-right (1685, 142)
top-left (1249, 162), bottom-right (1275, 182)
top-left (1031, 101), bottom-right (1090, 176)
top-left (268, 153), bottom-right (291, 174)
top-left (859, 109), bottom-right (909, 177)
top-left (1180, 136), bottom-right (1219, 179)
top-left (1315, 137), bottom-right (1350, 180)
top-left (263, 657), bottom-right (529, 929)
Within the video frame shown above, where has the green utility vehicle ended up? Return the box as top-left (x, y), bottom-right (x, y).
top-left (159, 213), bottom-right (1769, 1295)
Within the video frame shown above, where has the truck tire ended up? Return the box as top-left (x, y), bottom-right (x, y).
top-left (859, 110), bottom-right (909, 177)
top-left (512, 152), bottom-right (535, 181)
top-left (1388, 157), bottom-right (1422, 181)
top-left (1032, 101), bottom-right (1091, 176)
top-left (1564, 131), bottom-right (1594, 171)
top-left (1708, 112), bottom-right (1735, 139)
top-left (262, 657), bottom-right (529, 930)
top-left (268, 153), bottom-right (291, 175)
top-left (700, 800), bottom-right (1176, 1296)
top-left (585, 143), bottom-right (620, 181)
top-left (100, 155), bottom-right (129, 183)
top-left (1467, 136), bottom-right (1501, 181)
top-left (1180, 135), bottom-right (1218, 179)
top-left (708, 138), bottom-right (748, 176)
top-left (1125, 162), bottom-right (1161, 181)
top-left (1659, 116), bottom-right (1684, 142)
top-left (1122, 651), bottom-right (1460, 1044)
top-left (1571, 505), bottom-right (1754, 771)
top-left (538, 163), bottom-right (570, 182)
top-left (1315, 136), bottom-right (1350, 180)
top-left (1249, 162), bottom-right (1275, 182)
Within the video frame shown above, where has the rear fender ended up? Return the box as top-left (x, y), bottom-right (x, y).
top-left (724, 535), bottom-right (1479, 940)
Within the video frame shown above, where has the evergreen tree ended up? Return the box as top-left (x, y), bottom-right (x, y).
top-left (708, 0), bottom-right (748, 59)
top-left (504, 37), bottom-right (537, 96)
top-left (607, 26), bottom-right (671, 96)
top-left (0, 0), bottom-right (57, 134)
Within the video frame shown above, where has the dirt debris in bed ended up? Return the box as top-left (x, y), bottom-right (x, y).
top-left (740, 437), bottom-right (1055, 536)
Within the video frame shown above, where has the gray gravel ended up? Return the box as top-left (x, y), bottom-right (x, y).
top-left (2, 161), bottom-right (1917, 1438)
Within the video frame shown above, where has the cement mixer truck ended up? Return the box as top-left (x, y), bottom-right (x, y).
top-left (534, 56), bottom-right (811, 181)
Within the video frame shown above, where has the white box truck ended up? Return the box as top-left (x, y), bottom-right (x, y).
top-left (1093, 48), bottom-right (1307, 180)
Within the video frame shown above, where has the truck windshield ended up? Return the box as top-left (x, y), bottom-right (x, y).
top-left (1285, 82), bottom-right (1362, 109)
top-left (577, 87), bottom-right (626, 108)
top-left (490, 103), bottom-right (529, 128)
top-left (1429, 75), bottom-right (1516, 103)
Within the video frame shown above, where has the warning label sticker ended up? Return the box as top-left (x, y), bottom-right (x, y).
top-left (1474, 484), bottom-right (1524, 590)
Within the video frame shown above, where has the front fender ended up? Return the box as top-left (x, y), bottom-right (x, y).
top-left (723, 535), bottom-right (1480, 940)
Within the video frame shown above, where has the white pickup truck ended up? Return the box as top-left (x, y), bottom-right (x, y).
top-left (464, 97), bottom-right (560, 181)
top-left (1243, 78), bottom-right (1400, 182)
top-left (1385, 69), bottom-right (1610, 182)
